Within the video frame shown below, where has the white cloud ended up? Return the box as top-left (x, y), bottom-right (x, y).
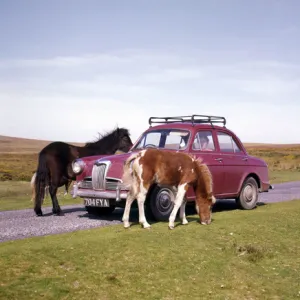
top-left (0, 50), bottom-right (299, 144)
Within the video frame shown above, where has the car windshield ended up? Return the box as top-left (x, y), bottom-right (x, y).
top-left (133, 129), bottom-right (190, 150)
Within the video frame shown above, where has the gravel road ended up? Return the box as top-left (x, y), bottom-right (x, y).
top-left (1, 181), bottom-right (299, 243)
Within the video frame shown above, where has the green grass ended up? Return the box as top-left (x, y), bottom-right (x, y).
top-left (0, 181), bottom-right (81, 211)
top-left (0, 153), bottom-right (38, 181)
top-left (1, 146), bottom-right (300, 182)
top-left (247, 146), bottom-right (300, 174)
top-left (270, 170), bottom-right (300, 183)
top-left (0, 200), bottom-right (300, 300)
top-left (1, 166), bottom-right (300, 212)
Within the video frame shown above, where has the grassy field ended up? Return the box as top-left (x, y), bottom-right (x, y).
top-left (1, 135), bottom-right (300, 183)
top-left (0, 181), bottom-right (82, 211)
top-left (0, 135), bottom-right (299, 211)
top-left (0, 135), bottom-right (83, 181)
top-left (1, 135), bottom-right (299, 299)
top-left (0, 199), bottom-right (299, 300)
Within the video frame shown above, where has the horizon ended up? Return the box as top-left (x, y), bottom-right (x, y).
top-left (1, 131), bottom-right (300, 146)
top-left (1, 0), bottom-right (299, 144)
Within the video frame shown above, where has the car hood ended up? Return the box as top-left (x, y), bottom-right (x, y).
top-left (76, 152), bottom-right (135, 181)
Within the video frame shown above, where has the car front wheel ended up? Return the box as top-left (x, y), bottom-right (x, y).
top-left (147, 185), bottom-right (175, 221)
top-left (236, 177), bottom-right (259, 210)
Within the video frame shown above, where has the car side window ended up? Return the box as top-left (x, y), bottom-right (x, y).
top-left (192, 131), bottom-right (215, 151)
top-left (217, 132), bottom-right (242, 153)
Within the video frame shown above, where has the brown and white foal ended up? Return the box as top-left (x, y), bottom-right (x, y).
top-left (121, 148), bottom-right (216, 229)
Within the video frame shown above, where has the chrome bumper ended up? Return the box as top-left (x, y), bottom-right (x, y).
top-left (71, 183), bottom-right (128, 202)
top-left (259, 182), bottom-right (274, 193)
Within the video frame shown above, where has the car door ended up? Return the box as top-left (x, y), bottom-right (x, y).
top-left (216, 130), bottom-right (248, 195)
top-left (187, 129), bottom-right (225, 198)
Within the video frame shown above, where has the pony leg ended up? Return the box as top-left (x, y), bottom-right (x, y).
top-left (179, 199), bottom-right (188, 225)
top-left (49, 185), bottom-right (63, 216)
top-left (169, 183), bottom-right (187, 229)
top-left (137, 191), bottom-right (150, 229)
top-left (64, 180), bottom-right (71, 196)
top-left (31, 184), bottom-right (35, 202)
top-left (42, 186), bottom-right (49, 205)
top-left (64, 186), bottom-right (68, 196)
top-left (30, 172), bottom-right (36, 202)
top-left (122, 191), bottom-right (135, 228)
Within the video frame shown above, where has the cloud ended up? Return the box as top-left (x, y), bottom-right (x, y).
top-left (0, 49), bottom-right (299, 143)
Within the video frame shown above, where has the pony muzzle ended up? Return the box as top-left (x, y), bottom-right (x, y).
top-left (201, 218), bottom-right (212, 225)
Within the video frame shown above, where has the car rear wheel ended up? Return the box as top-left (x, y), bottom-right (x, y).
top-left (147, 185), bottom-right (175, 221)
top-left (236, 177), bottom-right (259, 210)
top-left (85, 206), bottom-right (116, 216)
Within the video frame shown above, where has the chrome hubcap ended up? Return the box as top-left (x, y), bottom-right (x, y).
top-left (244, 184), bottom-right (255, 202)
top-left (157, 189), bottom-right (174, 211)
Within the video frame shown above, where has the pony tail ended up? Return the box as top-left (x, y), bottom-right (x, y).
top-left (121, 152), bottom-right (140, 188)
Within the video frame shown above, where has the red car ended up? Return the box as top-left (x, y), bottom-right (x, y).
top-left (71, 115), bottom-right (273, 220)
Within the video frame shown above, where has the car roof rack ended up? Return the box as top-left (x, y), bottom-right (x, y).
top-left (148, 115), bottom-right (226, 127)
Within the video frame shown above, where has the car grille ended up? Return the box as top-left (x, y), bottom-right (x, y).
top-left (80, 177), bottom-right (127, 191)
top-left (92, 163), bottom-right (107, 190)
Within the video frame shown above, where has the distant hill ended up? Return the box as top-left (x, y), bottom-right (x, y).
top-left (0, 135), bottom-right (83, 154)
top-left (243, 143), bottom-right (300, 149)
top-left (0, 134), bottom-right (299, 154)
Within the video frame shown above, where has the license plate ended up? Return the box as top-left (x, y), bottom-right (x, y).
top-left (84, 198), bottom-right (110, 207)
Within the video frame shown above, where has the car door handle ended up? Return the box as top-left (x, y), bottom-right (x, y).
top-left (215, 158), bottom-right (223, 162)
top-left (242, 157), bottom-right (248, 161)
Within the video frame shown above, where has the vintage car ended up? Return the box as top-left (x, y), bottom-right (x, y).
top-left (71, 115), bottom-right (273, 220)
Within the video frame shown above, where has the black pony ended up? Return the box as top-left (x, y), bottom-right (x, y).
top-left (34, 127), bottom-right (133, 216)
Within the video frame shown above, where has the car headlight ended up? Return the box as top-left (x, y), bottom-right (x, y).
top-left (72, 159), bottom-right (85, 174)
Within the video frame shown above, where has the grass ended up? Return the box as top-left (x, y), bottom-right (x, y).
top-left (1, 143), bottom-right (300, 211)
top-left (0, 135), bottom-right (82, 181)
top-left (0, 135), bottom-right (300, 183)
top-left (247, 145), bottom-right (300, 172)
top-left (269, 170), bottom-right (300, 183)
top-left (0, 200), bottom-right (300, 300)
top-left (246, 145), bottom-right (300, 184)
top-left (0, 181), bottom-right (81, 211)
top-left (1, 147), bottom-right (300, 182)
top-left (0, 153), bottom-right (38, 181)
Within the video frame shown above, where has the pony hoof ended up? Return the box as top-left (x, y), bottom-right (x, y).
top-left (142, 223), bottom-right (151, 229)
top-left (34, 209), bottom-right (43, 216)
top-left (168, 225), bottom-right (174, 230)
top-left (201, 222), bottom-right (208, 225)
top-left (54, 211), bottom-right (64, 216)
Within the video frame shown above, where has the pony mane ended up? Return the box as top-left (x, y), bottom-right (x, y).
top-left (84, 127), bottom-right (130, 149)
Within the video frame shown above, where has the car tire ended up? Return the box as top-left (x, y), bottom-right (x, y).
top-left (85, 206), bottom-right (116, 216)
top-left (236, 177), bottom-right (259, 210)
top-left (146, 185), bottom-right (175, 221)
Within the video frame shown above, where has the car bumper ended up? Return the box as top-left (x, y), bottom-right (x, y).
top-left (259, 181), bottom-right (274, 192)
top-left (70, 183), bottom-right (128, 202)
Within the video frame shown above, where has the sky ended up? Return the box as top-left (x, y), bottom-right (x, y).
top-left (0, 0), bottom-right (299, 144)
